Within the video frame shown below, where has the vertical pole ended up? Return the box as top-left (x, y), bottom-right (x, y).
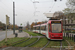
top-left (13, 1), bottom-right (15, 34)
top-left (68, 33), bottom-right (69, 38)
top-left (6, 22), bottom-right (7, 42)
top-left (64, 33), bottom-right (65, 37)
top-left (63, 16), bottom-right (65, 38)
top-left (70, 34), bottom-right (71, 40)
top-left (65, 17), bottom-right (66, 31)
top-left (5, 15), bottom-right (9, 42)
top-left (74, 35), bottom-right (75, 42)
top-left (72, 34), bottom-right (73, 40)
top-left (66, 33), bottom-right (67, 37)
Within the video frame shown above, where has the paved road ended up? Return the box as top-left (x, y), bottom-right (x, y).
top-left (0, 30), bottom-right (18, 41)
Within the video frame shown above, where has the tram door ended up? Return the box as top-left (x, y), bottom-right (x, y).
top-left (48, 24), bottom-right (51, 38)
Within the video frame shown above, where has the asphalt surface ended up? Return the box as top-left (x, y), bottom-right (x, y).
top-left (0, 30), bottom-right (18, 41)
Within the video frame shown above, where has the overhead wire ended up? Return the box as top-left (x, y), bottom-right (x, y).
top-left (29, 0), bottom-right (50, 23)
top-left (49, 2), bottom-right (56, 12)
top-left (27, 0), bottom-right (56, 24)
top-left (44, 3), bottom-right (53, 13)
top-left (22, 0), bottom-right (36, 24)
top-left (0, 1), bottom-right (12, 13)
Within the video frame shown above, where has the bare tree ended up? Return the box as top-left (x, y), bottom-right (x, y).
top-left (66, 0), bottom-right (75, 13)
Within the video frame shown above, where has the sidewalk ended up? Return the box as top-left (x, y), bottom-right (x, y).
top-left (7, 31), bottom-right (30, 38)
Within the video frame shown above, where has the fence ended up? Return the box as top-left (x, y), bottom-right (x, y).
top-left (64, 33), bottom-right (75, 42)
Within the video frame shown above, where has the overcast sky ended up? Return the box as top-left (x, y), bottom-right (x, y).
top-left (0, 0), bottom-right (67, 26)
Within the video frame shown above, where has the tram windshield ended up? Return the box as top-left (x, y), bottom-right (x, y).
top-left (51, 23), bottom-right (62, 33)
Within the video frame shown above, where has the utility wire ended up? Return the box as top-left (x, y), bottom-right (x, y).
top-left (49, 2), bottom-right (55, 12)
top-left (0, 1), bottom-right (12, 13)
top-left (44, 2), bottom-right (54, 13)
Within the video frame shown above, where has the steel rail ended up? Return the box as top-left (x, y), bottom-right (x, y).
top-left (59, 41), bottom-right (62, 50)
top-left (12, 35), bottom-right (32, 46)
top-left (40, 41), bottom-right (50, 50)
top-left (20, 36), bottom-right (40, 50)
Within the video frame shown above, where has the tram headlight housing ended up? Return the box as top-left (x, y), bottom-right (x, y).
top-left (60, 34), bottom-right (62, 37)
top-left (51, 34), bottom-right (54, 37)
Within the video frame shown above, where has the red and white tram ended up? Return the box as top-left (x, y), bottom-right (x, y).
top-left (33, 20), bottom-right (63, 40)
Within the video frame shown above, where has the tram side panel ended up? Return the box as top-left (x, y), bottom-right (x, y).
top-left (33, 27), bottom-right (36, 32)
top-left (45, 22), bottom-right (50, 39)
top-left (36, 26), bottom-right (40, 33)
top-left (40, 25), bottom-right (46, 35)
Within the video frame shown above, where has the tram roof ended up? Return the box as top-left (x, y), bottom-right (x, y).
top-left (33, 24), bottom-right (40, 27)
top-left (41, 23), bottom-right (47, 26)
top-left (33, 23), bottom-right (47, 27)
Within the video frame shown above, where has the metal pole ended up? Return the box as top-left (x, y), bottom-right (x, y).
top-left (65, 17), bottom-right (66, 31)
top-left (70, 34), bottom-right (71, 40)
top-left (72, 34), bottom-right (73, 40)
top-left (63, 16), bottom-right (65, 37)
top-left (13, 1), bottom-right (15, 34)
top-left (74, 35), bottom-right (75, 42)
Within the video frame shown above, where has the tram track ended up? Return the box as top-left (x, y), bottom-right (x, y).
top-left (25, 36), bottom-right (40, 47)
top-left (65, 39), bottom-right (71, 50)
top-left (2, 36), bottom-right (32, 50)
top-left (40, 40), bottom-right (50, 50)
top-left (59, 41), bottom-right (62, 50)
top-left (12, 35), bottom-right (32, 46)
top-left (20, 36), bottom-right (40, 50)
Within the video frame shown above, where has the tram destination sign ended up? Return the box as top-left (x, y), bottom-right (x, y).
top-left (51, 21), bottom-right (61, 23)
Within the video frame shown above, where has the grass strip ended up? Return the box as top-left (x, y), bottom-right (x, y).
top-left (15, 38), bottom-right (38, 47)
top-left (31, 38), bottom-right (48, 48)
top-left (47, 40), bottom-right (68, 48)
top-left (24, 30), bottom-right (43, 36)
top-left (0, 37), bottom-right (25, 47)
top-left (11, 38), bottom-right (29, 46)
top-left (64, 37), bottom-right (75, 46)
top-left (62, 39), bottom-right (68, 46)
top-left (47, 41), bottom-right (60, 48)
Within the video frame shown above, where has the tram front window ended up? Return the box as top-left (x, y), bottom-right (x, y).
top-left (51, 24), bottom-right (62, 33)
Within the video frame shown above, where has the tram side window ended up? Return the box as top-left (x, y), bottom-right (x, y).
top-left (35, 27), bottom-right (36, 30)
top-left (36, 27), bottom-right (38, 30)
top-left (37, 26), bottom-right (39, 30)
top-left (39, 26), bottom-right (40, 30)
top-left (36, 26), bottom-right (40, 30)
top-left (43, 26), bottom-right (46, 31)
top-left (38, 26), bottom-right (40, 30)
top-left (45, 26), bottom-right (46, 30)
top-left (41, 26), bottom-right (42, 30)
top-left (48, 24), bottom-right (50, 32)
top-left (41, 26), bottom-right (46, 31)
top-left (41, 26), bottom-right (43, 30)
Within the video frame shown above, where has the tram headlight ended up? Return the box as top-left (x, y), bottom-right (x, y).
top-left (60, 34), bottom-right (62, 37)
top-left (51, 34), bottom-right (54, 37)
